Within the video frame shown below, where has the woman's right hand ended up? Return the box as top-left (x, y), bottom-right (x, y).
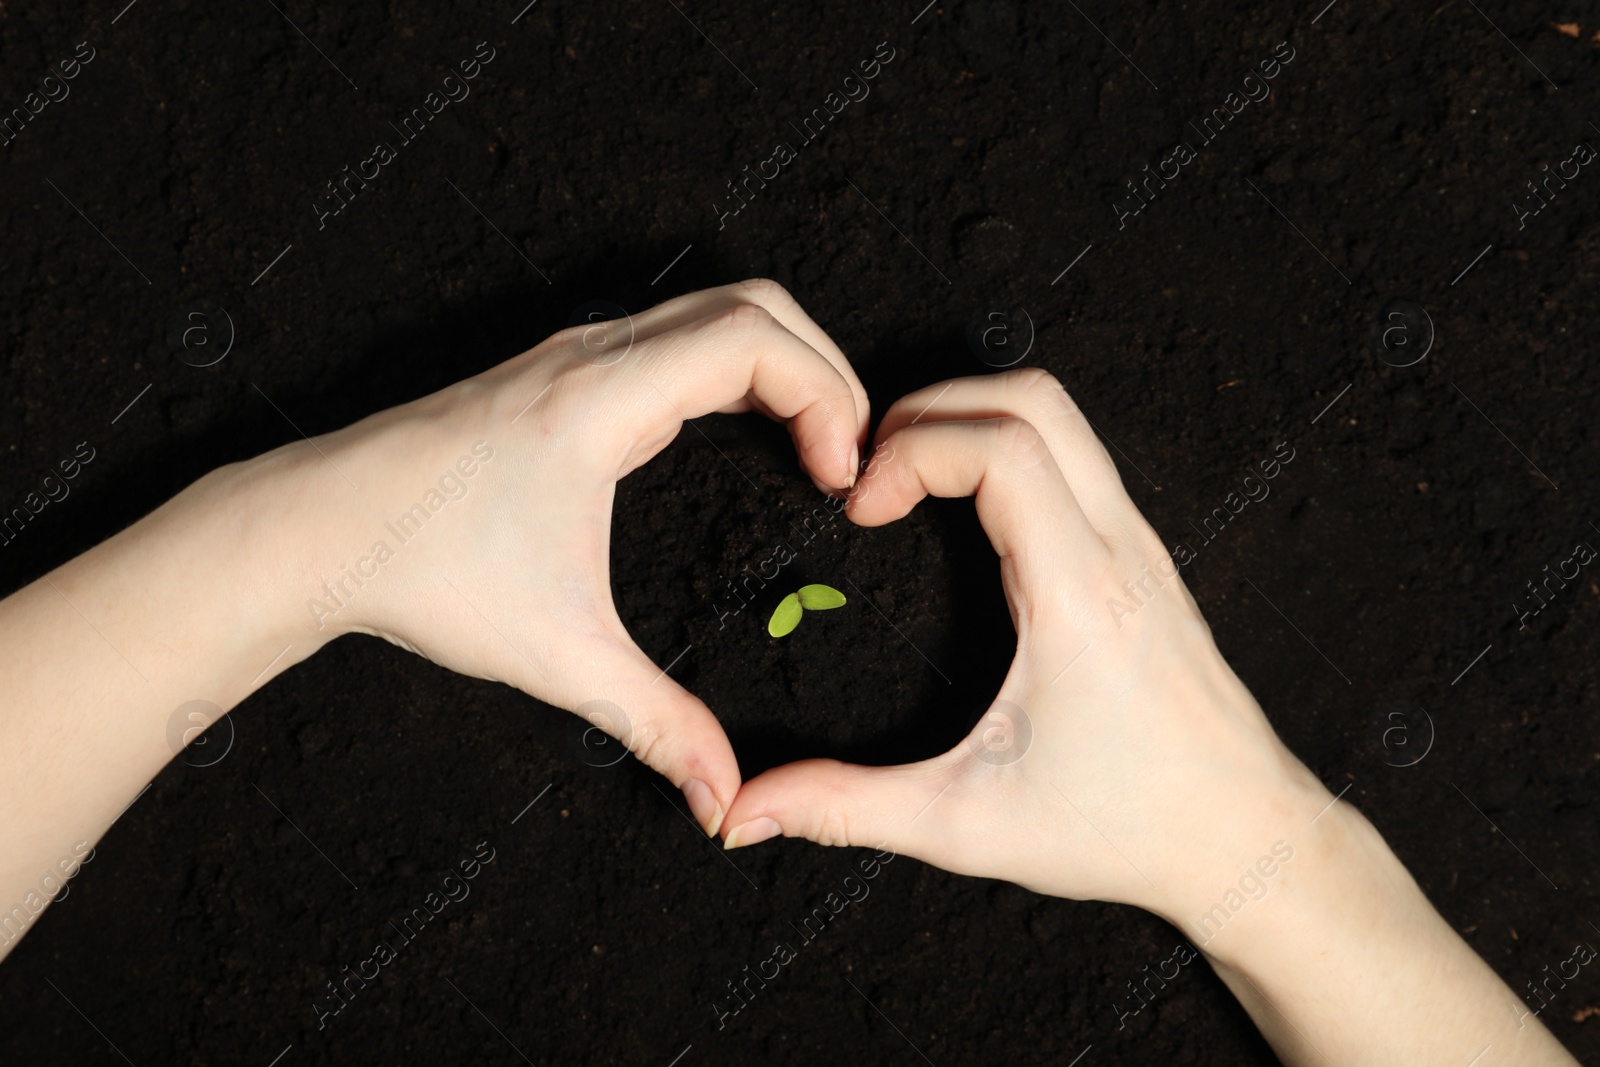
top-left (720, 369), bottom-right (1330, 928)
top-left (720, 368), bottom-right (1581, 1066)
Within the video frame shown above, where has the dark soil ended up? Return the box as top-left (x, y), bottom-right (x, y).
top-left (3, 1), bottom-right (1599, 1064)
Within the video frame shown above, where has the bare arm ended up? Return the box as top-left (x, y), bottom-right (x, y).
top-left (0, 279), bottom-right (870, 962)
top-left (720, 369), bottom-right (1577, 1066)
top-left (1193, 798), bottom-right (1567, 1064)
top-left (0, 452), bottom-right (319, 956)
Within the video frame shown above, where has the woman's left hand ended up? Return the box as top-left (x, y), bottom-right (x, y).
top-left (268, 280), bottom-right (870, 833)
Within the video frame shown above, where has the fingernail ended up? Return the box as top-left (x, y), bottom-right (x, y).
top-left (846, 443), bottom-right (860, 490)
top-left (682, 779), bottom-right (725, 837)
top-left (723, 817), bottom-right (782, 850)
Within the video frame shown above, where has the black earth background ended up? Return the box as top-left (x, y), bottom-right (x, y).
top-left (2, 1), bottom-right (1598, 1064)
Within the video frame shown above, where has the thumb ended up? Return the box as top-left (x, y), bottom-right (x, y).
top-left (568, 639), bottom-right (742, 836)
top-left (720, 755), bottom-right (963, 862)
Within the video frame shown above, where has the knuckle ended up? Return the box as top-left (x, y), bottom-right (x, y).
top-left (555, 319), bottom-right (632, 367)
top-left (1130, 521), bottom-right (1173, 567)
top-left (1010, 366), bottom-right (1061, 395)
top-left (994, 416), bottom-right (1047, 465)
top-left (736, 277), bottom-right (795, 308)
top-left (812, 804), bottom-right (854, 848)
top-left (1016, 365), bottom-right (1089, 426)
top-left (713, 301), bottom-right (776, 341)
top-left (624, 719), bottom-right (662, 768)
top-left (550, 321), bottom-right (590, 351)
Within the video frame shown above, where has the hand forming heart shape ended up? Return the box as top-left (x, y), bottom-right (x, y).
top-left (295, 280), bottom-right (870, 839)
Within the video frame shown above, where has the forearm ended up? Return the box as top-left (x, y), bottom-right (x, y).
top-left (0, 446), bottom-right (324, 959)
top-left (1184, 802), bottom-right (1575, 1065)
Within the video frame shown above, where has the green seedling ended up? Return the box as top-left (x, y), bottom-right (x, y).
top-left (767, 583), bottom-right (847, 637)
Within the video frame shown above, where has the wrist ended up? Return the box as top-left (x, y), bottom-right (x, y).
top-left (1137, 729), bottom-right (1344, 929)
top-left (180, 444), bottom-right (343, 679)
top-left (1169, 792), bottom-right (1577, 1062)
top-left (241, 382), bottom-right (501, 649)
top-left (1196, 800), bottom-right (1388, 961)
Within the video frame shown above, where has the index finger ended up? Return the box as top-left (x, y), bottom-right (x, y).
top-left (621, 279), bottom-right (870, 448)
top-left (846, 417), bottom-right (1111, 609)
top-left (614, 302), bottom-right (863, 492)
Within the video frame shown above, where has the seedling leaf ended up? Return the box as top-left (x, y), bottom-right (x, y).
top-left (768, 593), bottom-right (803, 637)
top-left (797, 584), bottom-right (847, 610)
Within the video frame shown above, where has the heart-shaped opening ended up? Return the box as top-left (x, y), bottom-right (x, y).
top-left (611, 413), bottom-right (1016, 778)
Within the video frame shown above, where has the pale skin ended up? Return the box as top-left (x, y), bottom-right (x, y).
top-left (0, 282), bottom-right (1576, 1064)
